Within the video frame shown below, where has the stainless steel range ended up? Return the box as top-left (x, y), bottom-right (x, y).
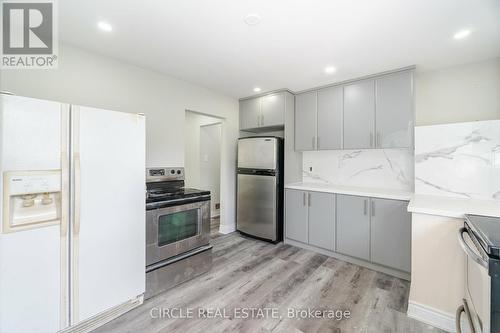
top-left (456, 214), bottom-right (500, 333)
top-left (145, 167), bottom-right (212, 299)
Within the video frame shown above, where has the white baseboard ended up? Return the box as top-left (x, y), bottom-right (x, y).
top-left (218, 224), bottom-right (236, 234)
top-left (59, 295), bottom-right (143, 333)
top-left (407, 301), bottom-right (456, 333)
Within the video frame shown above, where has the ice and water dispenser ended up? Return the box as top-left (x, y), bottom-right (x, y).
top-left (2, 170), bottom-right (61, 233)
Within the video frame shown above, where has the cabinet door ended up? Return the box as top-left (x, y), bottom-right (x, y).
top-left (343, 80), bottom-right (375, 149)
top-left (376, 71), bottom-right (413, 148)
top-left (240, 98), bottom-right (261, 130)
top-left (370, 198), bottom-right (411, 272)
top-left (261, 93), bottom-right (285, 127)
top-left (308, 192), bottom-right (335, 251)
top-left (285, 189), bottom-right (308, 243)
top-left (295, 91), bottom-right (317, 151)
top-left (336, 194), bottom-right (370, 261)
top-left (317, 86), bottom-right (343, 150)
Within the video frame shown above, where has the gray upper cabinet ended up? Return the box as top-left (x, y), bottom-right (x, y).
top-left (261, 93), bottom-right (285, 127)
top-left (295, 91), bottom-right (317, 151)
top-left (308, 192), bottom-right (335, 251)
top-left (370, 198), bottom-right (411, 272)
top-left (336, 194), bottom-right (370, 261)
top-left (285, 189), bottom-right (308, 243)
top-left (240, 98), bottom-right (261, 130)
top-left (375, 71), bottom-right (413, 148)
top-left (343, 80), bottom-right (375, 149)
top-left (317, 86), bottom-right (343, 150)
top-left (240, 92), bottom-right (286, 131)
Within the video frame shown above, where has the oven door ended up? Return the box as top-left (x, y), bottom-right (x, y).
top-left (146, 200), bottom-right (210, 266)
top-left (458, 226), bottom-right (491, 333)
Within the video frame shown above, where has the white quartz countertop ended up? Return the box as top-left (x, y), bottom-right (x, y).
top-left (408, 194), bottom-right (500, 218)
top-left (285, 182), bottom-right (413, 201)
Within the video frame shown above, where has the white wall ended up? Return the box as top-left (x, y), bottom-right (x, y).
top-left (185, 111), bottom-right (221, 188)
top-left (184, 111), bottom-right (222, 217)
top-left (408, 213), bottom-right (464, 333)
top-left (200, 123), bottom-right (222, 217)
top-left (415, 57), bottom-right (500, 126)
top-left (0, 44), bottom-right (239, 233)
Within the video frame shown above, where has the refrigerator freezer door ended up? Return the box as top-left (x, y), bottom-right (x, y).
top-left (238, 137), bottom-right (277, 170)
top-left (71, 106), bottom-right (145, 324)
top-left (237, 173), bottom-right (277, 241)
top-left (0, 95), bottom-right (68, 333)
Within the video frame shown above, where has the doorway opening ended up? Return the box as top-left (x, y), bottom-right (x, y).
top-left (184, 110), bottom-right (223, 235)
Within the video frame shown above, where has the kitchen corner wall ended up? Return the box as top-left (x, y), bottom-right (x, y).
top-left (0, 44), bottom-right (239, 233)
top-left (415, 120), bottom-right (500, 200)
top-left (300, 58), bottom-right (500, 192)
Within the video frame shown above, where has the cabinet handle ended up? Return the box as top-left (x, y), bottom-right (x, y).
top-left (303, 192), bottom-right (306, 206)
top-left (363, 199), bottom-right (367, 215)
top-left (261, 114), bottom-right (264, 126)
top-left (312, 136), bottom-right (315, 150)
top-left (370, 132), bottom-right (374, 148)
top-left (371, 200), bottom-right (375, 217)
top-left (317, 136), bottom-right (320, 149)
top-left (308, 193), bottom-right (311, 207)
top-left (376, 132), bottom-right (381, 148)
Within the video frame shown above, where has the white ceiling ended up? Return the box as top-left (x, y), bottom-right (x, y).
top-left (59, 0), bottom-right (500, 98)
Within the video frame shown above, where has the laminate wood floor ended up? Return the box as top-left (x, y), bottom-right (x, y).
top-left (94, 231), bottom-right (445, 333)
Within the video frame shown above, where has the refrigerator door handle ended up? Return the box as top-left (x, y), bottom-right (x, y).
top-left (74, 153), bottom-right (81, 236)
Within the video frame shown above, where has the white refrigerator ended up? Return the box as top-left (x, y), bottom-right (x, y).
top-left (0, 94), bottom-right (146, 333)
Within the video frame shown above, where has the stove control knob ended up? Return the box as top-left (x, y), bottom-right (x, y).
top-left (177, 170), bottom-right (182, 175)
top-left (170, 170), bottom-right (175, 174)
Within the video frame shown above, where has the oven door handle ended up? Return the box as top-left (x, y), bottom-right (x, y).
top-left (456, 299), bottom-right (476, 333)
top-left (458, 227), bottom-right (488, 269)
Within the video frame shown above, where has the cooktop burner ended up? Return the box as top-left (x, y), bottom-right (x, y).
top-left (146, 187), bottom-right (211, 203)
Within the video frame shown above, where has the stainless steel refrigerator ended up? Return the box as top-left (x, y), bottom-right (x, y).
top-left (236, 137), bottom-right (284, 242)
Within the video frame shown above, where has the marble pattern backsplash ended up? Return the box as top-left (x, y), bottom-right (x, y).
top-left (415, 120), bottom-right (500, 200)
top-left (302, 149), bottom-right (414, 191)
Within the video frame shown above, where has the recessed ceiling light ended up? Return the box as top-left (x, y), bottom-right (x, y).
top-left (98, 21), bottom-right (113, 32)
top-left (244, 14), bottom-right (261, 26)
top-left (253, 87), bottom-right (261, 92)
top-left (453, 29), bottom-right (471, 40)
top-left (324, 66), bottom-right (337, 74)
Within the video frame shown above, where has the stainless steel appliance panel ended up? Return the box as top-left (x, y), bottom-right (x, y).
top-left (238, 137), bottom-right (278, 170)
top-left (146, 200), bottom-right (210, 266)
top-left (145, 245), bottom-right (212, 299)
top-left (237, 173), bottom-right (277, 240)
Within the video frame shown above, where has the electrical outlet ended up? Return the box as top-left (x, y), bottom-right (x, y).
top-left (309, 167), bottom-right (313, 172)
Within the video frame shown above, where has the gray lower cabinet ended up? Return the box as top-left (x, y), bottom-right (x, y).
top-left (375, 71), bottom-right (413, 148)
top-left (343, 80), bottom-right (375, 149)
top-left (317, 86), bottom-right (343, 150)
top-left (261, 92), bottom-right (285, 127)
top-left (336, 194), bottom-right (370, 261)
top-left (240, 98), bottom-right (261, 130)
top-left (286, 190), bottom-right (411, 275)
top-left (308, 192), bottom-right (335, 251)
top-left (295, 91), bottom-right (317, 151)
top-left (285, 189), bottom-right (308, 243)
top-left (370, 198), bottom-right (411, 272)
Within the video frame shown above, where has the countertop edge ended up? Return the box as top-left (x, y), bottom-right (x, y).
top-left (284, 183), bottom-right (413, 201)
top-left (407, 194), bottom-right (500, 218)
